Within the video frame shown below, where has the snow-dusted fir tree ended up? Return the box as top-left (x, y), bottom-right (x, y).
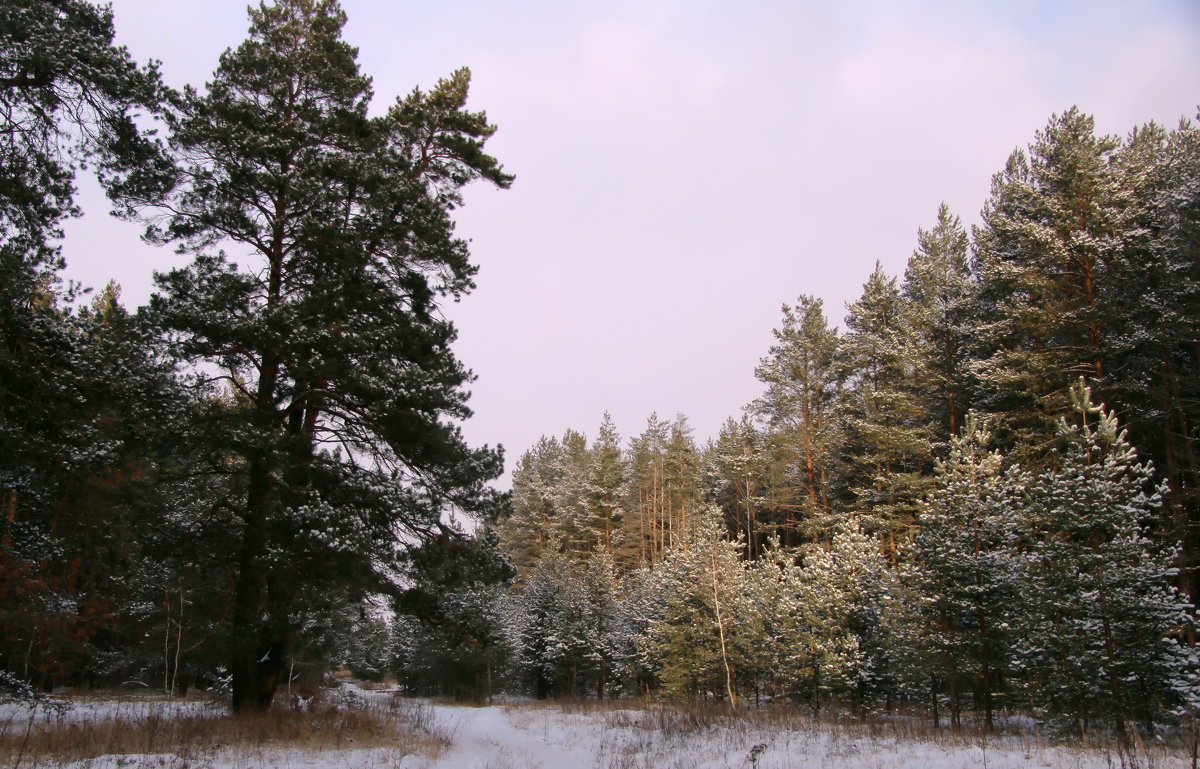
top-left (1011, 380), bottom-right (1194, 737)
top-left (787, 518), bottom-right (897, 711)
top-left (514, 547), bottom-right (588, 697)
top-left (640, 507), bottom-right (762, 706)
top-left (895, 415), bottom-right (1022, 728)
top-left (504, 436), bottom-right (566, 573)
top-left (584, 414), bottom-right (629, 563)
top-left (579, 551), bottom-right (631, 697)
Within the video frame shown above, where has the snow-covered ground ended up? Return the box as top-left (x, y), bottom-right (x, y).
top-left (1, 688), bottom-right (1188, 768)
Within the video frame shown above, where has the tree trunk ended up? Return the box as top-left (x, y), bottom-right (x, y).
top-left (931, 674), bottom-right (940, 727)
top-left (709, 546), bottom-right (737, 710)
top-left (230, 460), bottom-right (288, 713)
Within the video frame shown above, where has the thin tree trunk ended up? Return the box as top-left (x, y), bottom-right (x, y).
top-left (173, 588), bottom-right (184, 695)
top-left (931, 674), bottom-right (940, 727)
top-left (710, 546), bottom-right (736, 709)
top-left (163, 586), bottom-right (171, 695)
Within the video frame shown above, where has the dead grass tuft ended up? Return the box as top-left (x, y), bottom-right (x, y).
top-left (0, 693), bottom-right (448, 768)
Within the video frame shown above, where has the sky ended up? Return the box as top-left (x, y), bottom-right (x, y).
top-left (61, 0), bottom-right (1200, 487)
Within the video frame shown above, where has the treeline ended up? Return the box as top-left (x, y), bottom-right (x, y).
top-left (502, 109), bottom-right (1200, 582)
top-left (447, 108), bottom-right (1200, 731)
top-left (401, 396), bottom-right (1191, 737)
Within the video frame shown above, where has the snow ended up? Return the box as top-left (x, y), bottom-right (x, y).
top-left (2, 691), bottom-right (1186, 768)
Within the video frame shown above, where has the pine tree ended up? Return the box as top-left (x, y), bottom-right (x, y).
top-left (0, 0), bottom-right (169, 268)
top-left (504, 436), bottom-right (566, 574)
top-left (762, 519), bottom-right (894, 711)
top-left (0, 2), bottom-right (176, 691)
top-left (897, 415), bottom-right (1022, 728)
top-left (1011, 380), bottom-right (1193, 737)
top-left (585, 413), bottom-right (628, 562)
top-left (513, 547), bottom-right (599, 697)
top-left (1107, 118), bottom-right (1200, 613)
top-left (706, 417), bottom-right (769, 558)
top-left (552, 429), bottom-right (592, 560)
top-left (139, 0), bottom-right (511, 711)
top-left (641, 507), bottom-right (761, 705)
top-left (839, 263), bottom-right (932, 557)
top-left (751, 295), bottom-right (843, 545)
top-left (579, 550), bottom-right (629, 698)
top-left (971, 108), bottom-right (1127, 453)
top-left (901, 204), bottom-right (976, 449)
top-left (626, 413), bottom-right (669, 563)
top-left (662, 415), bottom-right (702, 551)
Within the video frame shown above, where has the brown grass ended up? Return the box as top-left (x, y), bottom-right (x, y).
top-left (0, 693), bottom-right (448, 768)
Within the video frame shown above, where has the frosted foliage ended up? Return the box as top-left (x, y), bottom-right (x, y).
top-left (1011, 380), bottom-right (1195, 731)
top-left (892, 415), bottom-right (1022, 723)
top-left (638, 508), bottom-right (763, 702)
top-left (511, 549), bottom-right (632, 697)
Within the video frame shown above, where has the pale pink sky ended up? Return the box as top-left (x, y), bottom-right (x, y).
top-left (64, 0), bottom-right (1200, 485)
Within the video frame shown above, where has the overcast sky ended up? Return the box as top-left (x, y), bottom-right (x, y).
top-left (62, 0), bottom-right (1200, 486)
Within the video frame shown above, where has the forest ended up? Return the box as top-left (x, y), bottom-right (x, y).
top-left (1, 0), bottom-right (1198, 744)
top-left (429, 107), bottom-right (1200, 738)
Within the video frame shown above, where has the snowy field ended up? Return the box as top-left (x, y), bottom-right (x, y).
top-left (1, 686), bottom-right (1191, 768)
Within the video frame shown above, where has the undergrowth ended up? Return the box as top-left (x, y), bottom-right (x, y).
top-left (0, 692), bottom-right (448, 768)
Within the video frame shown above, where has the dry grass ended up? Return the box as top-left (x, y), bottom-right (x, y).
top-left (0, 691), bottom-right (448, 768)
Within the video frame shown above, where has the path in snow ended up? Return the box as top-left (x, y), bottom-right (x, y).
top-left (422, 702), bottom-right (587, 769)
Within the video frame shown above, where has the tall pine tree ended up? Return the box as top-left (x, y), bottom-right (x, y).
top-left (901, 204), bottom-right (976, 449)
top-left (971, 108), bottom-right (1126, 453)
top-left (751, 296), bottom-right (843, 545)
top-left (139, 0), bottom-right (511, 711)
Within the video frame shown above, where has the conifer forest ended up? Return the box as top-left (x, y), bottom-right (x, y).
top-left (2, 0), bottom-right (1199, 745)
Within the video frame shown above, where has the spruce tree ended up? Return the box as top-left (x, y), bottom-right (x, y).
top-left (139, 0), bottom-right (511, 711)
